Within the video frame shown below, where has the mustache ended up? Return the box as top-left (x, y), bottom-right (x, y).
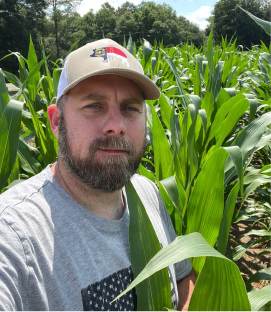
top-left (89, 136), bottom-right (135, 153)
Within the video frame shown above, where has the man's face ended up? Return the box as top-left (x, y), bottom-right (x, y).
top-left (57, 74), bottom-right (146, 192)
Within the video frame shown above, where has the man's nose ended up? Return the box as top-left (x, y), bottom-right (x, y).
top-left (103, 107), bottom-right (126, 136)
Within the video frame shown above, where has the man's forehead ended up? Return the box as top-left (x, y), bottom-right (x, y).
top-left (78, 92), bottom-right (144, 104)
top-left (67, 74), bottom-right (145, 101)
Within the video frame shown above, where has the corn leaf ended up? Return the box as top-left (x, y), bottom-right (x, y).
top-left (228, 237), bottom-right (271, 261)
top-left (161, 49), bottom-right (189, 109)
top-left (246, 268), bottom-right (271, 285)
top-left (217, 182), bottom-right (240, 255)
top-left (0, 100), bottom-right (23, 191)
top-left (238, 6), bottom-right (271, 36)
top-left (224, 112), bottom-right (271, 184)
top-left (114, 232), bottom-right (250, 311)
top-left (248, 285), bottom-right (271, 311)
top-left (138, 163), bottom-right (155, 183)
top-left (244, 178), bottom-right (270, 200)
top-left (215, 99), bottom-right (249, 148)
top-left (0, 68), bottom-right (9, 116)
top-left (27, 35), bottom-right (41, 102)
top-left (208, 94), bottom-right (245, 143)
top-left (185, 148), bottom-right (228, 272)
top-left (159, 93), bottom-right (172, 130)
top-left (189, 256), bottom-right (250, 311)
top-left (17, 137), bottom-right (42, 176)
top-left (223, 146), bottom-right (244, 199)
top-left (126, 182), bottom-right (172, 311)
top-left (151, 104), bottom-right (174, 181)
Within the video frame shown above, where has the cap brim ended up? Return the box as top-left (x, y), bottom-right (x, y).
top-left (62, 68), bottom-right (160, 100)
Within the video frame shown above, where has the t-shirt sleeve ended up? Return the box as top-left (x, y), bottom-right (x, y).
top-left (0, 218), bottom-right (29, 311)
top-left (157, 194), bottom-right (192, 281)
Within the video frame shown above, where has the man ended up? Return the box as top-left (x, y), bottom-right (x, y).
top-left (0, 39), bottom-right (196, 311)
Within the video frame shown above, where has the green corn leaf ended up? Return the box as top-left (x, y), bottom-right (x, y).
top-left (244, 178), bottom-right (269, 200)
top-left (138, 164), bottom-right (155, 183)
top-left (198, 109), bottom-right (207, 134)
top-left (27, 35), bottom-right (41, 102)
top-left (161, 49), bottom-right (189, 109)
top-left (18, 53), bottom-right (28, 83)
top-left (53, 68), bottom-right (62, 98)
top-left (217, 183), bottom-right (240, 255)
top-left (224, 112), bottom-right (271, 184)
top-left (170, 108), bottom-right (185, 189)
top-left (0, 100), bottom-right (23, 191)
top-left (25, 99), bottom-right (50, 166)
top-left (188, 256), bottom-right (250, 311)
top-left (185, 148), bottom-right (228, 272)
top-left (186, 103), bottom-right (200, 187)
top-left (141, 39), bottom-right (153, 73)
top-left (248, 99), bottom-right (259, 124)
top-left (244, 173), bottom-right (270, 184)
top-left (193, 57), bottom-right (201, 97)
top-left (17, 136), bottom-right (42, 176)
top-left (159, 93), bottom-right (172, 130)
top-left (126, 33), bottom-right (134, 56)
top-left (151, 104), bottom-right (174, 181)
top-left (206, 29), bottom-right (215, 77)
top-left (159, 176), bottom-right (186, 235)
top-left (228, 240), bottom-right (259, 262)
top-left (3, 70), bottom-right (23, 90)
top-left (0, 68), bottom-right (10, 116)
top-left (7, 155), bottom-right (20, 186)
top-left (242, 229), bottom-right (271, 237)
top-left (246, 268), bottom-right (271, 285)
top-left (223, 146), bottom-right (244, 199)
top-left (238, 6), bottom-right (271, 36)
top-left (39, 39), bottom-right (51, 78)
top-left (248, 285), bottom-right (271, 311)
top-left (21, 55), bottom-right (50, 99)
top-left (113, 232), bottom-right (250, 311)
top-left (261, 52), bottom-right (271, 66)
top-left (126, 182), bottom-right (172, 311)
top-left (212, 61), bottom-right (224, 102)
top-left (215, 98), bottom-right (249, 148)
top-left (208, 94), bottom-right (245, 143)
top-left (159, 176), bottom-right (184, 217)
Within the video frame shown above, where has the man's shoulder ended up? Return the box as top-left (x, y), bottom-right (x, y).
top-left (0, 167), bottom-right (53, 217)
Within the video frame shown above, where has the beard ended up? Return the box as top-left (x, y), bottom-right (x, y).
top-left (57, 112), bottom-right (146, 192)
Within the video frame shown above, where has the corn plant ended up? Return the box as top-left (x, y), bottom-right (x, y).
top-left (1, 31), bottom-right (270, 310)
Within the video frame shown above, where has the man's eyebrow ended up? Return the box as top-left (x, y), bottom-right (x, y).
top-left (121, 97), bottom-right (144, 105)
top-left (80, 94), bottom-right (144, 105)
top-left (80, 93), bottom-right (109, 101)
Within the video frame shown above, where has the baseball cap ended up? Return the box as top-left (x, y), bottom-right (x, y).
top-left (57, 38), bottom-right (160, 101)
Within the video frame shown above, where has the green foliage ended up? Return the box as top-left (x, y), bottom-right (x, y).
top-left (126, 182), bottom-right (172, 310)
top-left (207, 0), bottom-right (271, 48)
top-left (114, 232), bottom-right (251, 310)
top-left (1, 31), bottom-right (270, 309)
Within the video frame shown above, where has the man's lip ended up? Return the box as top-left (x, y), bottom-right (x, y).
top-left (98, 148), bottom-right (129, 154)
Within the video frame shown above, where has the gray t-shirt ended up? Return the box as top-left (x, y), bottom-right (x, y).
top-left (0, 166), bottom-right (191, 311)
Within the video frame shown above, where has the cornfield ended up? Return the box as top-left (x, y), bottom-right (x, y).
top-left (0, 12), bottom-right (270, 311)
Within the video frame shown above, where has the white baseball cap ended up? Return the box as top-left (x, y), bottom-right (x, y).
top-left (57, 38), bottom-right (160, 101)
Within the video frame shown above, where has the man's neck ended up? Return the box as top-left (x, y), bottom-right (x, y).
top-left (50, 161), bottom-right (125, 220)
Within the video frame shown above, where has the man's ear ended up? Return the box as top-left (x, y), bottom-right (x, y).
top-left (48, 104), bottom-right (60, 137)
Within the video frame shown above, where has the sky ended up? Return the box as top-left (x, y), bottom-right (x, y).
top-left (77, 0), bottom-right (218, 30)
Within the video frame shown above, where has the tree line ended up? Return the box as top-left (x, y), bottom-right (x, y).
top-left (0, 0), bottom-right (270, 73)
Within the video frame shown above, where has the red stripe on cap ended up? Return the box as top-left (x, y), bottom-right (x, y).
top-left (106, 47), bottom-right (127, 58)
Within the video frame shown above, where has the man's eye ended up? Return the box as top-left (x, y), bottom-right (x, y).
top-left (123, 106), bottom-right (138, 112)
top-left (87, 104), bottom-right (100, 109)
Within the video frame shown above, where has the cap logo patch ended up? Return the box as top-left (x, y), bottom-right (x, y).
top-left (90, 47), bottom-right (129, 67)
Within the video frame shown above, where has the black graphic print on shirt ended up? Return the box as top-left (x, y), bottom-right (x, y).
top-left (81, 266), bottom-right (137, 311)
